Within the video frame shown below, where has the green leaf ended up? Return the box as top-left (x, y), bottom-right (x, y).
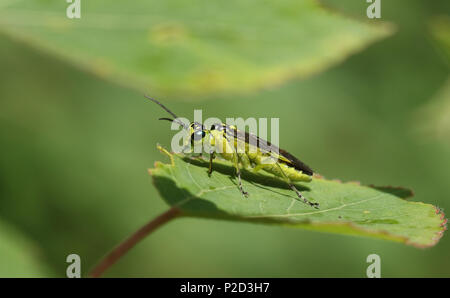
top-left (150, 146), bottom-right (446, 248)
top-left (0, 0), bottom-right (393, 97)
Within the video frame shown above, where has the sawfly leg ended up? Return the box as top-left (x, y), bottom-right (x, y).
top-left (225, 136), bottom-right (249, 198)
top-left (208, 151), bottom-right (215, 177)
top-left (236, 167), bottom-right (249, 198)
top-left (289, 184), bottom-right (319, 209)
top-left (275, 163), bottom-right (319, 209)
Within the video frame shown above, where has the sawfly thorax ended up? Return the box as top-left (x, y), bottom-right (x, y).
top-left (209, 123), bottom-right (232, 154)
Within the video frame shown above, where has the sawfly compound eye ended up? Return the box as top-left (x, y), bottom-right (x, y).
top-left (191, 130), bottom-right (205, 141)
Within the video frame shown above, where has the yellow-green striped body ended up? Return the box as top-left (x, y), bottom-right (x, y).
top-left (207, 127), bottom-right (312, 183)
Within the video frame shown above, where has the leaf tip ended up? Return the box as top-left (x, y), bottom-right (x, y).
top-left (435, 206), bottom-right (447, 229)
top-left (412, 206), bottom-right (447, 248)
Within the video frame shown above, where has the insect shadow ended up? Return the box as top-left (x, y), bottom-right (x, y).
top-left (182, 156), bottom-right (311, 194)
top-left (153, 174), bottom-right (229, 215)
top-left (368, 185), bottom-right (413, 200)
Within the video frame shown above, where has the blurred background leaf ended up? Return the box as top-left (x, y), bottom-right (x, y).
top-left (429, 15), bottom-right (450, 65)
top-left (413, 78), bottom-right (450, 144)
top-left (0, 0), bottom-right (449, 277)
top-left (0, 219), bottom-right (54, 277)
top-left (412, 16), bottom-right (450, 143)
top-left (0, 0), bottom-right (392, 97)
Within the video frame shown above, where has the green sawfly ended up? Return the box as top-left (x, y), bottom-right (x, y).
top-left (146, 96), bottom-right (319, 209)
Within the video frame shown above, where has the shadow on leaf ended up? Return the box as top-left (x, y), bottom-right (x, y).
top-left (369, 185), bottom-right (414, 200)
top-left (182, 156), bottom-right (311, 192)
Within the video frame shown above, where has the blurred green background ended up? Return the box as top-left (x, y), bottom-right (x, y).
top-left (0, 0), bottom-right (449, 277)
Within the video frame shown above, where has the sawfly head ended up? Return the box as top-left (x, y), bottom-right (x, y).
top-left (145, 95), bottom-right (188, 129)
top-left (145, 95), bottom-right (210, 148)
top-left (189, 122), bottom-right (209, 145)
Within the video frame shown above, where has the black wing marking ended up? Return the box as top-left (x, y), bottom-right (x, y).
top-left (223, 124), bottom-right (314, 176)
top-left (277, 148), bottom-right (314, 176)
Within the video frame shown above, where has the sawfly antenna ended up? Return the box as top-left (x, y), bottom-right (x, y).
top-left (158, 117), bottom-right (175, 122)
top-left (145, 95), bottom-right (188, 129)
top-left (145, 95), bottom-right (179, 119)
